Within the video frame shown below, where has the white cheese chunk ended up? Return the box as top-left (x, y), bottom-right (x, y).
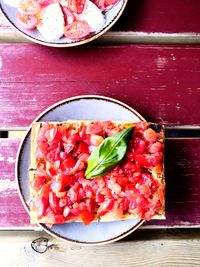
top-left (37, 3), bottom-right (65, 41)
top-left (78, 0), bottom-right (105, 32)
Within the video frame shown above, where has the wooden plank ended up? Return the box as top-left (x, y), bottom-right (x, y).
top-left (1, 230), bottom-right (200, 266)
top-left (0, 139), bottom-right (30, 228)
top-left (0, 44), bottom-right (200, 128)
top-left (1, 138), bottom-right (200, 229)
top-left (114, 0), bottom-right (200, 33)
top-left (1, 0), bottom-right (200, 36)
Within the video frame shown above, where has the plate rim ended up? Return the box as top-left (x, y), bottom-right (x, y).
top-left (16, 95), bottom-right (146, 245)
top-left (0, 0), bottom-right (128, 47)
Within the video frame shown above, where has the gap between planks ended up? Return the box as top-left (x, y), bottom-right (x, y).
top-left (1, 30), bottom-right (200, 45)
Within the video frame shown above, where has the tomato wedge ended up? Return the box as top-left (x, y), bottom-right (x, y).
top-left (64, 20), bottom-right (90, 40)
top-left (62, 6), bottom-right (76, 25)
top-left (68, 0), bottom-right (86, 14)
top-left (19, 0), bottom-right (41, 15)
top-left (92, 0), bottom-right (119, 11)
top-left (16, 12), bottom-right (38, 30)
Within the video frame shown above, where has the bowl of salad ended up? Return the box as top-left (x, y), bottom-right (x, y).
top-left (0, 0), bottom-right (127, 47)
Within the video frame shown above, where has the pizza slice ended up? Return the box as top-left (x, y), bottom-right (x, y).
top-left (29, 120), bottom-right (165, 225)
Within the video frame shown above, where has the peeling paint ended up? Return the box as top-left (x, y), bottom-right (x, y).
top-left (0, 56), bottom-right (2, 69)
top-left (7, 157), bottom-right (15, 164)
top-left (0, 179), bottom-right (16, 193)
top-left (155, 57), bottom-right (168, 69)
top-left (0, 156), bottom-right (5, 161)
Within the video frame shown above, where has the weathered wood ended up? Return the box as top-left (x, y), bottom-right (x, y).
top-left (114, 0), bottom-right (200, 33)
top-left (0, 139), bottom-right (30, 228)
top-left (1, 138), bottom-right (200, 229)
top-left (1, 230), bottom-right (200, 266)
top-left (0, 44), bottom-right (200, 128)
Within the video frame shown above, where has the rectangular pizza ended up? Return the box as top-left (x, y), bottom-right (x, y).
top-left (29, 120), bottom-right (165, 225)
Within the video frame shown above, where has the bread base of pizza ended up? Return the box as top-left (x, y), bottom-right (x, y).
top-left (29, 120), bottom-right (165, 225)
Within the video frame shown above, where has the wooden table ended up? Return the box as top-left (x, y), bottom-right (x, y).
top-left (0, 1), bottom-right (200, 266)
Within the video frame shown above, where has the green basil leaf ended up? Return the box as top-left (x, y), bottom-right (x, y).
top-left (85, 126), bottom-right (134, 179)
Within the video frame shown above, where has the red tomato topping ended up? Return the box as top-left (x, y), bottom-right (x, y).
top-left (77, 141), bottom-right (89, 154)
top-left (32, 175), bottom-right (45, 191)
top-left (80, 211), bottom-right (95, 225)
top-left (60, 156), bottom-right (77, 171)
top-left (33, 122), bottom-right (164, 224)
top-left (64, 20), bottom-right (90, 40)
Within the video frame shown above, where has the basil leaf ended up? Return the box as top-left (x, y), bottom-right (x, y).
top-left (85, 126), bottom-right (134, 179)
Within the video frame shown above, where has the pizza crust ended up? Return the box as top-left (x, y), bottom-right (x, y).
top-left (29, 120), bottom-right (165, 224)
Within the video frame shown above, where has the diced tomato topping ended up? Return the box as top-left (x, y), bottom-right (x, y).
top-left (96, 191), bottom-right (104, 203)
top-left (40, 183), bottom-right (51, 198)
top-left (80, 211), bottom-right (95, 225)
top-left (90, 134), bottom-right (104, 146)
top-left (149, 142), bottom-right (163, 154)
top-left (51, 174), bottom-right (73, 193)
top-left (143, 128), bottom-right (158, 143)
top-left (130, 137), bottom-right (146, 156)
top-left (63, 206), bottom-right (71, 217)
top-left (97, 199), bottom-right (115, 216)
top-left (33, 121), bottom-right (164, 224)
top-left (49, 191), bottom-right (62, 213)
top-left (45, 127), bottom-right (57, 143)
top-left (60, 156), bottom-right (77, 172)
top-left (32, 175), bottom-right (45, 191)
top-left (37, 196), bottom-right (49, 219)
top-left (86, 123), bottom-right (103, 135)
top-left (46, 166), bottom-right (57, 178)
top-left (135, 154), bottom-right (157, 167)
top-left (77, 141), bottom-right (89, 154)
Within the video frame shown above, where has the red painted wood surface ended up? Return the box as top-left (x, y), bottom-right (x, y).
top-left (0, 139), bottom-right (30, 228)
top-left (0, 44), bottom-right (200, 128)
top-left (1, 0), bottom-right (200, 34)
top-left (114, 0), bottom-right (200, 33)
top-left (0, 138), bottom-right (200, 229)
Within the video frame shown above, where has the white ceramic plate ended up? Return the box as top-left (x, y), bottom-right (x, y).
top-left (16, 95), bottom-right (145, 245)
top-left (0, 0), bottom-right (127, 47)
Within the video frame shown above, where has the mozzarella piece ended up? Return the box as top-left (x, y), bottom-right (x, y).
top-left (2, 0), bottom-right (20, 8)
top-left (78, 0), bottom-right (105, 32)
top-left (37, 3), bottom-right (65, 41)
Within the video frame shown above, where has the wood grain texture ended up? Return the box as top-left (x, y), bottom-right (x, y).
top-left (1, 0), bottom-right (200, 35)
top-left (0, 139), bottom-right (30, 228)
top-left (1, 230), bottom-right (200, 267)
top-left (0, 44), bottom-right (200, 128)
top-left (1, 138), bottom-right (200, 229)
